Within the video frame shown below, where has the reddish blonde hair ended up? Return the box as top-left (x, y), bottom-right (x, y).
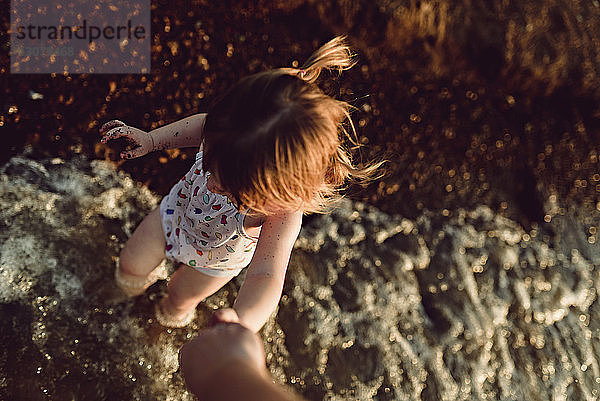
top-left (202, 36), bottom-right (385, 216)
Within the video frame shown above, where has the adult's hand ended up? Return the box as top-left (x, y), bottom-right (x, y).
top-left (179, 323), bottom-right (267, 397)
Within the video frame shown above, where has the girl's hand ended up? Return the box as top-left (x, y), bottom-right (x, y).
top-left (99, 119), bottom-right (154, 159)
top-left (208, 308), bottom-right (240, 327)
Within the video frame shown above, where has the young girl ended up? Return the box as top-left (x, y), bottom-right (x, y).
top-left (100, 36), bottom-right (382, 332)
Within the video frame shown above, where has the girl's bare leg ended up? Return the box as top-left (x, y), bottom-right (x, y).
top-left (119, 206), bottom-right (233, 318)
top-left (117, 207), bottom-right (167, 294)
top-left (160, 265), bottom-right (234, 320)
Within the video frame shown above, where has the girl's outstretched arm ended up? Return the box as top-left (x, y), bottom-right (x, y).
top-left (146, 113), bottom-right (206, 151)
top-left (100, 113), bottom-right (206, 159)
top-left (233, 211), bottom-right (303, 333)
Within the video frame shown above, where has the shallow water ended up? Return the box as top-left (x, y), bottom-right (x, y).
top-left (1, 153), bottom-right (599, 400)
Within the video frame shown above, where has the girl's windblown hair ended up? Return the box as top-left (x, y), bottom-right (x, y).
top-left (293, 35), bottom-right (358, 83)
top-left (202, 36), bottom-right (385, 216)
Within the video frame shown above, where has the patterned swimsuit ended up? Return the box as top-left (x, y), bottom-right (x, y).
top-left (159, 151), bottom-right (260, 277)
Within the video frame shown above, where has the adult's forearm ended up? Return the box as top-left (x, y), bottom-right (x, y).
top-left (202, 361), bottom-right (302, 401)
top-left (234, 273), bottom-right (285, 333)
top-left (148, 113), bottom-right (206, 151)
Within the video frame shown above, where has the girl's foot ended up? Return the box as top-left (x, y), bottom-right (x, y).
top-left (154, 296), bottom-right (196, 328)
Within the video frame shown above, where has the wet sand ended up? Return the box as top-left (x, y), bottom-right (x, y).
top-left (2, 0), bottom-right (599, 224)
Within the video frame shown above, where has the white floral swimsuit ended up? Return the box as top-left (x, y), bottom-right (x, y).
top-left (159, 151), bottom-right (260, 277)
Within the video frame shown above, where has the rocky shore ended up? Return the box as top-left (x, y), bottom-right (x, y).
top-left (1, 153), bottom-right (598, 400)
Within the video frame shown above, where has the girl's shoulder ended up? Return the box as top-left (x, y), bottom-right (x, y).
top-left (261, 210), bottom-right (303, 232)
top-left (246, 209), bottom-right (303, 229)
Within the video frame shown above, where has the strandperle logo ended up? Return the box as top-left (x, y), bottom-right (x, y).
top-left (14, 20), bottom-right (147, 44)
top-left (10, 0), bottom-right (150, 74)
